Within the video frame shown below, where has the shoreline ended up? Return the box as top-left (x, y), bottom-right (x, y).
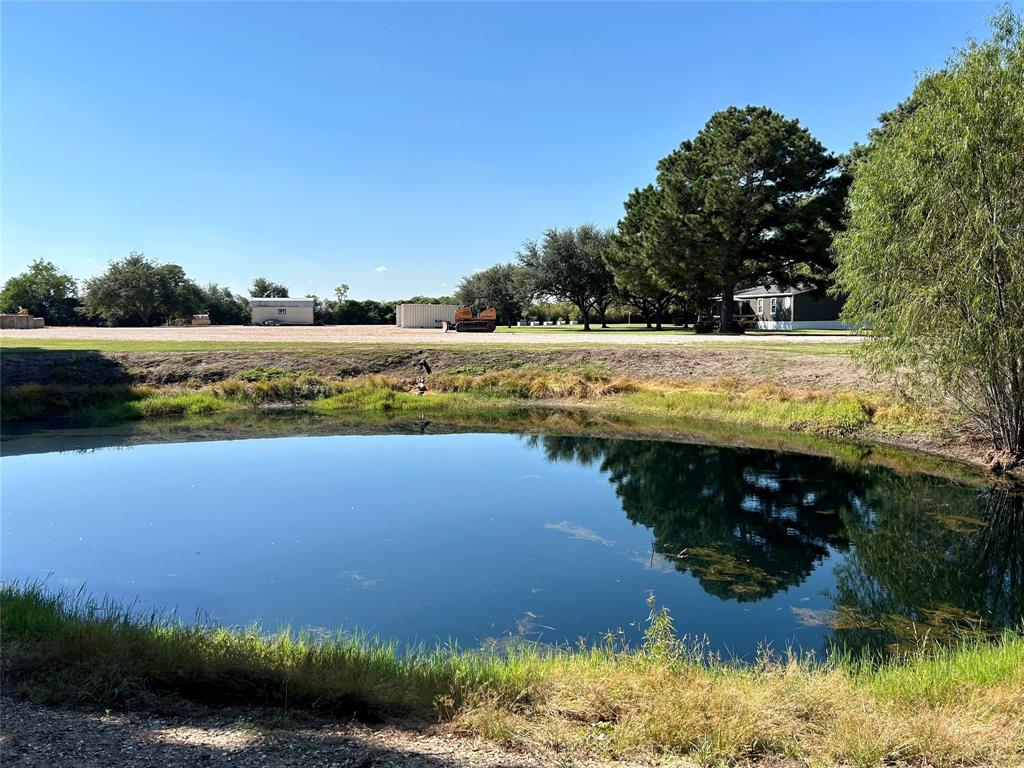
top-left (2, 584), bottom-right (1022, 767)
top-left (1, 341), bottom-right (1014, 483)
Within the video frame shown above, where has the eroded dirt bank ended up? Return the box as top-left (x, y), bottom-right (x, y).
top-left (0, 345), bottom-right (876, 392)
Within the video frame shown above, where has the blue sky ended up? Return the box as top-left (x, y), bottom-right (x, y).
top-left (1, 2), bottom-right (1001, 300)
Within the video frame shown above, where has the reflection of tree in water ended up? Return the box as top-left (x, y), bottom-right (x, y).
top-left (528, 435), bottom-right (1024, 653)
top-left (829, 476), bottom-right (1023, 655)
top-left (528, 436), bottom-right (853, 601)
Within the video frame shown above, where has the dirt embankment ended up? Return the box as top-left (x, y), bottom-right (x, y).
top-left (0, 345), bottom-right (880, 392)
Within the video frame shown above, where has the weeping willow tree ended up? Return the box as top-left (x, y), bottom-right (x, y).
top-left (834, 9), bottom-right (1024, 462)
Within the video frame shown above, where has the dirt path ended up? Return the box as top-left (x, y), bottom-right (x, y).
top-left (0, 324), bottom-right (859, 346)
top-left (0, 696), bottom-right (673, 768)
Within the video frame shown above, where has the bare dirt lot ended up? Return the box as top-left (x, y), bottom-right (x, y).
top-left (0, 324), bottom-right (860, 346)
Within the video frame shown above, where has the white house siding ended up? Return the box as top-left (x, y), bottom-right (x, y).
top-left (395, 304), bottom-right (458, 329)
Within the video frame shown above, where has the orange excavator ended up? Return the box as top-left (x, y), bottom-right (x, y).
top-left (444, 306), bottom-right (497, 333)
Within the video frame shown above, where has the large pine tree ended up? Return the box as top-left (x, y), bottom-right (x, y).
top-left (651, 106), bottom-right (847, 332)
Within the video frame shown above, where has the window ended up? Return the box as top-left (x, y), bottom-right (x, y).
top-left (757, 298), bottom-right (764, 315)
top-left (277, 308), bottom-right (287, 315)
top-left (770, 297), bottom-right (778, 315)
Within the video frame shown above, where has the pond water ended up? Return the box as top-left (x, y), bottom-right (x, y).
top-left (2, 427), bottom-right (1021, 657)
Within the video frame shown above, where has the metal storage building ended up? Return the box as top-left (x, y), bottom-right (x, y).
top-left (395, 303), bottom-right (458, 329)
top-left (248, 297), bottom-right (315, 326)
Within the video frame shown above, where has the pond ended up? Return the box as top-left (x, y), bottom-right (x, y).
top-left (2, 424), bottom-right (1021, 657)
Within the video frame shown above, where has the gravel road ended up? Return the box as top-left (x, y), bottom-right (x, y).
top-left (0, 324), bottom-right (859, 346)
top-left (0, 696), bottom-right (548, 768)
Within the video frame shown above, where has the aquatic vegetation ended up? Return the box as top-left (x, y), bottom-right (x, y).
top-left (2, 583), bottom-right (1021, 766)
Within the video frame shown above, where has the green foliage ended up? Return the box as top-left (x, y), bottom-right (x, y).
top-left (249, 277), bottom-right (290, 298)
top-left (833, 9), bottom-right (1024, 458)
top-left (200, 283), bottom-right (250, 324)
top-left (518, 225), bottom-right (618, 330)
top-left (0, 384), bottom-right (152, 421)
top-left (81, 252), bottom-right (204, 326)
top-left (650, 106), bottom-right (848, 332)
top-left (0, 259), bottom-right (80, 324)
top-left (607, 185), bottom-right (680, 328)
top-left (324, 297), bottom-right (396, 324)
top-left (455, 263), bottom-right (531, 326)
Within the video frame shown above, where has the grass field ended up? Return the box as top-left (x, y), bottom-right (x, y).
top-left (4, 583), bottom-right (1021, 767)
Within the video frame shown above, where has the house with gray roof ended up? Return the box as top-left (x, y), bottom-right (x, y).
top-left (730, 284), bottom-right (848, 331)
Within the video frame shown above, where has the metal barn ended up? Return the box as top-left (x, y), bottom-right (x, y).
top-left (248, 297), bottom-right (315, 326)
top-left (395, 303), bottom-right (458, 329)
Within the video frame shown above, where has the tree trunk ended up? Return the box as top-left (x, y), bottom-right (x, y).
top-left (577, 301), bottom-right (591, 331)
top-left (719, 283), bottom-right (735, 334)
top-left (599, 306), bottom-right (609, 328)
top-left (655, 305), bottom-right (664, 330)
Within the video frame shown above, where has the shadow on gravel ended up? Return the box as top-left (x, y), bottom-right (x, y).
top-left (1, 697), bottom-right (535, 768)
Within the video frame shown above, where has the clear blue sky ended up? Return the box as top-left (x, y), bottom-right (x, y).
top-left (0, 2), bottom-right (1002, 300)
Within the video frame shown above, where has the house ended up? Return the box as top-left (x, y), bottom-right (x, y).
top-left (395, 303), bottom-right (459, 329)
top-left (248, 297), bottom-right (315, 326)
top-left (731, 284), bottom-right (848, 331)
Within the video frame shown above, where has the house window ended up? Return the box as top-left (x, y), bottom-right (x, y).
top-left (278, 308), bottom-right (287, 315)
top-left (757, 298), bottom-right (764, 315)
top-left (770, 297), bottom-right (778, 315)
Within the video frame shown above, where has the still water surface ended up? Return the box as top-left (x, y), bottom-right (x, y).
top-left (2, 429), bottom-right (1020, 656)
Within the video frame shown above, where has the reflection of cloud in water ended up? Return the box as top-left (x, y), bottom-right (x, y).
top-left (544, 521), bottom-right (615, 547)
top-left (338, 570), bottom-right (378, 589)
top-left (621, 549), bottom-right (677, 573)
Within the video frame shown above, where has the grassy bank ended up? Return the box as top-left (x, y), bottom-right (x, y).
top-left (3, 583), bottom-right (1021, 766)
top-left (0, 366), bottom-right (941, 440)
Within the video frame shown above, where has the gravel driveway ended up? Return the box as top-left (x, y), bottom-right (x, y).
top-left (0, 696), bottom-right (546, 768)
top-left (0, 324), bottom-right (859, 346)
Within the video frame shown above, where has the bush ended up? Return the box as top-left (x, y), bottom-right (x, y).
top-left (834, 10), bottom-right (1024, 460)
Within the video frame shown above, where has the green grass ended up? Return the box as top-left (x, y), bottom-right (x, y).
top-left (622, 384), bottom-right (876, 436)
top-left (3, 583), bottom-right (1020, 766)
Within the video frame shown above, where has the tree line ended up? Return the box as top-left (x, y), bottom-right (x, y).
top-left (0, 253), bottom-right (452, 327)
top-left (455, 104), bottom-right (848, 333)
top-left (2, 10), bottom-right (1019, 457)
top-left (455, 9), bottom-right (1022, 459)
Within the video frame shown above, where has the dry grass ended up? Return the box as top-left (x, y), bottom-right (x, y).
top-left (431, 367), bottom-right (640, 399)
top-left (4, 585), bottom-right (1020, 767)
top-left (1, 368), bottom-right (948, 448)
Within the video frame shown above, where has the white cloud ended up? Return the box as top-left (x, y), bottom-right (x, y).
top-left (372, 265), bottom-right (387, 273)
